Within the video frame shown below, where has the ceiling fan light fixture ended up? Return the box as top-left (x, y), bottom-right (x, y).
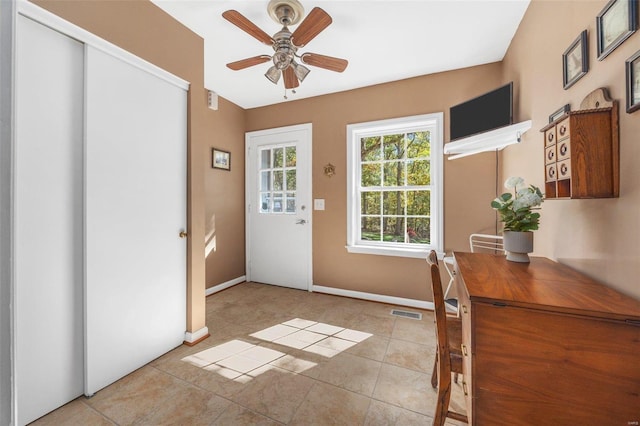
top-left (292, 61), bottom-right (310, 82)
top-left (265, 66), bottom-right (281, 84)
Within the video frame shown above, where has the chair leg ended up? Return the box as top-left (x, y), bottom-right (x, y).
top-left (431, 352), bottom-right (438, 388)
top-left (433, 377), bottom-right (452, 426)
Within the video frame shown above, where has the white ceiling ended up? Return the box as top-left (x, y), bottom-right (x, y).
top-left (151, 0), bottom-right (531, 109)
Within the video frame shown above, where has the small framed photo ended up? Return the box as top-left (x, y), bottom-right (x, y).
top-left (563, 30), bottom-right (588, 90)
top-left (626, 49), bottom-right (640, 113)
top-left (212, 148), bottom-right (231, 170)
top-left (596, 0), bottom-right (638, 61)
top-left (549, 104), bottom-right (571, 123)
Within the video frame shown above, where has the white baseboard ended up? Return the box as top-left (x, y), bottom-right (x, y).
top-left (205, 276), bottom-right (246, 296)
top-left (184, 326), bottom-right (209, 344)
top-left (312, 285), bottom-right (435, 311)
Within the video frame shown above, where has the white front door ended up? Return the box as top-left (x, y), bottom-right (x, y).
top-left (246, 124), bottom-right (312, 290)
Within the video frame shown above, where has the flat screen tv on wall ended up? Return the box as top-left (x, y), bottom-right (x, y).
top-left (449, 82), bottom-right (513, 141)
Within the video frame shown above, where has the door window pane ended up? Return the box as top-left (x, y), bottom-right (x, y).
top-left (285, 146), bottom-right (296, 167)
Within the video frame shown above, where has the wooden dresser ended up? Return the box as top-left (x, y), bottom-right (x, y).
top-left (453, 252), bottom-right (640, 425)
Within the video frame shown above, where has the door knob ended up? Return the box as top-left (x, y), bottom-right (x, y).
top-left (295, 219), bottom-right (307, 225)
top-left (179, 231), bottom-right (188, 238)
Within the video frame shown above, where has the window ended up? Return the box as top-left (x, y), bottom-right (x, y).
top-left (259, 145), bottom-right (297, 214)
top-left (346, 113), bottom-right (443, 258)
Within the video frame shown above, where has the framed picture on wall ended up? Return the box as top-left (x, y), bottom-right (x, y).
top-left (549, 104), bottom-right (571, 123)
top-left (563, 30), bottom-right (588, 90)
top-left (626, 49), bottom-right (640, 113)
top-left (212, 148), bottom-right (231, 170)
top-left (596, 0), bottom-right (638, 60)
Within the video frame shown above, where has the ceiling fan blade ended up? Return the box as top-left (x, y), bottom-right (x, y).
top-left (222, 10), bottom-right (274, 45)
top-left (301, 53), bottom-right (348, 72)
top-left (291, 7), bottom-right (332, 47)
top-left (226, 55), bottom-right (272, 71)
top-left (283, 67), bottom-right (299, 89)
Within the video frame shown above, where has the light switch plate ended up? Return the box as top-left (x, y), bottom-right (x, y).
top-left (314, 199), bottom-right (325, 210)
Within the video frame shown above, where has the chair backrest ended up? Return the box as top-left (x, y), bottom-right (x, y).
top-left (469, 233), bottom-right (504, 254)
top-left (427, 250), bottom-right (451, 377)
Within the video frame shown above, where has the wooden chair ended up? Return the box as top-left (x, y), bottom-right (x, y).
top-left (427, 250), bottom-right (468, 426)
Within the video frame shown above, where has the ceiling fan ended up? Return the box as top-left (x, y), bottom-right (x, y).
top-left (222, 0), bottom-right (348, 92)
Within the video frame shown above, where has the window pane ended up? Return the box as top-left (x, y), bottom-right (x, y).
top-left (407, 218), bottom-right (431, 243)
top-left (407, 160), bottom-right (431, 185)
top-left (273, 148), bottom-right (284, 168)
top-left (361, 217), bottom-right (381, 241)
top-left (285, 146), bottom-right (296, 167)
top-left (273, 193), bottom-right (283, 213)
top-left (286, 170), bottom-right (296, 190)
top-left (383, 217), bottom-right (405, 242)
top-left (361, 163), bottom-right (381, 187)
top-left (383, 191), bottom-right (405, 215)
top-left (407, 190), bottom-right (430, 216)
top-left (406, 131), bottom-right (430, 159)
top-left (260, 171), bottom-right (271, 191)
top-left (260, 193), bottom-right (271, 213)
top-left (273, 170), bottom-right (283, 190)
top-left (383, 134), bottom-right (404, 160)
top-left (361, 137), bottom-right (381, 161)
top-left (261, 149), bottom-right (271, 169)
top-left (286, 193), bottom-right (296, 213)
top-left (383, 162), bottom-right (404, 186)
top-left (361, 192), bottom-right (381, 215)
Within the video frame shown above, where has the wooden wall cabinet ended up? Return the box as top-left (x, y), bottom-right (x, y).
top-left (540, 88), bottom-right (619, 199)
top-left (454, 252), bottom-right (640, 425)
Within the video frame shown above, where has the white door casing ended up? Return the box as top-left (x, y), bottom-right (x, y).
top-left (246, 124), bottom-right (312, 291)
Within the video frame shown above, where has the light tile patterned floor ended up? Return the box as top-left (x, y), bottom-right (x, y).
top-left (32, 282), bottom-right (467, 425)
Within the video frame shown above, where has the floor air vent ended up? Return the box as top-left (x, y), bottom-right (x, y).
top-left (390, 309), bottom-right (422, 320)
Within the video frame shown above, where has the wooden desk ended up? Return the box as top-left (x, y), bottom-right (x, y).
top-left (453, 252), bottom-right (640, 425)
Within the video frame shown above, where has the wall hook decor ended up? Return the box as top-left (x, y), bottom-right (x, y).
top-left (323, 163), bottom-right (336, 177)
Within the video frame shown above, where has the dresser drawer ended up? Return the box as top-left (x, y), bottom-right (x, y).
top-left (544, 127), bottom-right (556, 146)
top-left (558, 159), bottom-right (571, 180)
top-left (556, 117), bottom-right (570, 140)
top-left (557, 138), bottom-right (570, 161)
top-left (546, 163), bottom-right (557, 182)
top-left (545, 145), bottom-right (556, 164)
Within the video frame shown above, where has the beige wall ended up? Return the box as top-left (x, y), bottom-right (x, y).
top-left (501, 0), bottom-right (640, 299)
top-left (32, 0), bottom-right (208, 332)
top-left (204, 97), bottom-right (247, 286)
top-left (246, 64), bottom-right (504, 301)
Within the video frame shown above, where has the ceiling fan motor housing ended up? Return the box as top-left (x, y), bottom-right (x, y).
top-left (268, 0), bottom-right (305, 26)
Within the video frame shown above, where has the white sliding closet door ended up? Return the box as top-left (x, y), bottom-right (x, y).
top-left (15, 15), bottom-right (84, 425)
top-left (84, 46), bottom-right (187, 395)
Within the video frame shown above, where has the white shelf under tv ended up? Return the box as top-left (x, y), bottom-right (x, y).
top-left (443, 120), bottom-right (532, 160)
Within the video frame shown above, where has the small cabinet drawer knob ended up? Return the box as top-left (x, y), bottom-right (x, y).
top-left (462, 304), bottom-right (468, 314)
top-left (561, 163), bottom-right (568, 175)
top-left (560, 144), bottom-right (568, 156)
top-left (547, 133), bottom-right (554, 142)
top-left (462, 381), bottom-right (468, 396)
top-left (461, 344), bottom-right (468, 356)
top-left (559, 125), bottom-right (567, 136)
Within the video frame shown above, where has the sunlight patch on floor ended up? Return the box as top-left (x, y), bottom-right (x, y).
top-left (181, 318), bottom-right (372, 382)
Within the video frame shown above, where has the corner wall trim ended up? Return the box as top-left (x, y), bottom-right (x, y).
top-left (312, 285), bottom-right (434, 311)
top-left (205, 276), bottom-right (246, 297)
top-left (183, 327), bottom-right (209, 346)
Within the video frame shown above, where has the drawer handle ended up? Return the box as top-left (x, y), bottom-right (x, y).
top-left (547, 150), bottom-right (554, 161)
top-left (461, 344), bottom-right (468, 356)
top-left (462, 381), bottom-right (468, 396)
top-left (548, 167), bottom-right (556, 178)
top-left (559, 125), bottom-right (567, 136)
top-left (547, 133), bottom-right (554, 142)
top-left (560, 163), bottom-right (568, 175)
top-left (560, 144), bottom-right (568, 156)
top-left (462, 304), bottom-right (468, 314)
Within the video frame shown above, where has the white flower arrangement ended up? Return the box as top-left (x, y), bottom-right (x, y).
top-left (491, 177), bottom-right (544, 232)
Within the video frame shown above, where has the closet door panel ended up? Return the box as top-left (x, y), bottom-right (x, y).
top-left (84, 46), bottom-right (187, 395)
top-left (15, 15), bottom-right (84, 425)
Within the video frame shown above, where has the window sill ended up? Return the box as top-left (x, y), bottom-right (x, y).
top-left (345, 244), bottom-right (443, 259)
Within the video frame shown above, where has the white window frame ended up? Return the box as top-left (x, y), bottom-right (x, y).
top-left (346, 113), bottom-right (443, 258)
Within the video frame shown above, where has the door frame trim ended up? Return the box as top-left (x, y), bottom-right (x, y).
top-left (245, 123), bottom-right (313, 291)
